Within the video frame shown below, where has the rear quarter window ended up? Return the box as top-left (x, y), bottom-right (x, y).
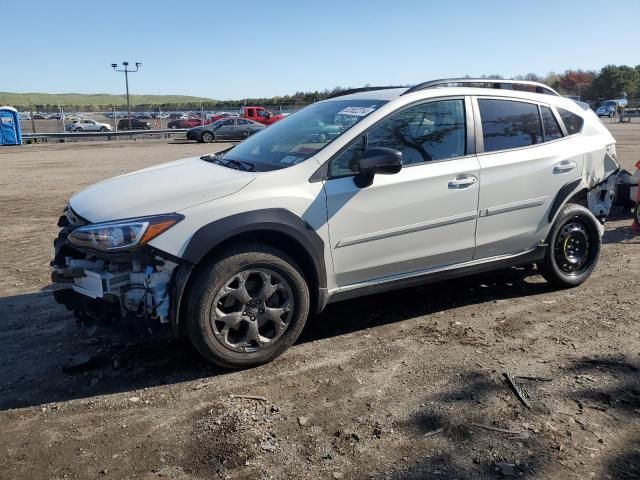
top-left (557, 108), bottom-right (584, 135)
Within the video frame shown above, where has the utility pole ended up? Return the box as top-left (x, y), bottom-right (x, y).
top-left (111, 61), bottom-right (142, 131)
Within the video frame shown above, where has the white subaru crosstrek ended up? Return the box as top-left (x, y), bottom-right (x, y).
top-left (52, 79), bottom-right (622, 368)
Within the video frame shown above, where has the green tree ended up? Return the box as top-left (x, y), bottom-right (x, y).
top-left (591, 65), bottom-right (640, 99)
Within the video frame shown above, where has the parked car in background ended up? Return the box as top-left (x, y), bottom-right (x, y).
top-left (168, 118), bottom-right (204, 129)
top-left (186, 118), bottom-right (264, 142)
top-left (239, 106), bottom-right (285, 125)
top-left (117, 118), bottom-right (151, 130)
top-left (596, 99), bottom-right (628, 118)
top-left (207, 112), bottom-right (235, 123)
top-left (65, 119), bottom-right (112, 132)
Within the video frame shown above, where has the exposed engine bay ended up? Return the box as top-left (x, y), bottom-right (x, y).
top-left (51, 207), bottom-right (180, 330)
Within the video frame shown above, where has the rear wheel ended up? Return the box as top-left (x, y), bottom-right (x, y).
top-left (540, 203), bottom-right (601, 288)
top-left (186, 244), bottom-right (310, 368)
top-left (201, 131), bottom-right (215, 143)
top-left (75, 127), bottom-right (83, 132)
top-left (634, 203), bottom-right (640, 225)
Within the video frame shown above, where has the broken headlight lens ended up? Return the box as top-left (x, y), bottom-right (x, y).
top-left (68, 214), bottom-right (184, 252)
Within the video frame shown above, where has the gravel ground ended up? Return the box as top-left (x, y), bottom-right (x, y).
top-left (0, 126), bottom-right (639, 480)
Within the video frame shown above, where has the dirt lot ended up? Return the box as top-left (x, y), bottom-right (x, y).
top-left (0, 127), bottom-right (639, 480)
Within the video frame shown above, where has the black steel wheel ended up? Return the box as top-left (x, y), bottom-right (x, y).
top-left (540, 203), bottom-right (601, 287)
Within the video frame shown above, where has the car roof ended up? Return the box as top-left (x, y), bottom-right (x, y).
top-left (325, 85), bottom-right (582, 114)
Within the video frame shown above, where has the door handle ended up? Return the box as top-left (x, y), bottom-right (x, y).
top-left (448, 176), bottom-right (478, 189)
top-left (553, 161), bottom-right (577, 174)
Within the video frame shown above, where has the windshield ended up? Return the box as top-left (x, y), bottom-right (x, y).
top-left (223, 99), bottom-right (387, 171)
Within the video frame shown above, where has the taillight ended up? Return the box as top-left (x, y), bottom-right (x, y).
top-left (635, 160), bottom-right (640, 170)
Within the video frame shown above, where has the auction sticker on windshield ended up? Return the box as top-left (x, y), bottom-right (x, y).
top-left (337, 105), bottom-right (379, 117)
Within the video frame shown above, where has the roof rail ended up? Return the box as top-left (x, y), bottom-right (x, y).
top-left (402, 78), bottom-right (560, 96)
top-left (326, 86), bottom-right (404, 99)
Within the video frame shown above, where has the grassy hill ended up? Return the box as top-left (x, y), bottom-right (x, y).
top-left (0, 92), bottom-right (216, 108)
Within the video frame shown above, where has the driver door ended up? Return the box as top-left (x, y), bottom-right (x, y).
top-left (324, 97), bottom-right (480, 287)
top-left (216, 119), bottom-right (236, 139)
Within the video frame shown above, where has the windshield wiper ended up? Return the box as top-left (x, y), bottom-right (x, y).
top-left (200, 154), bottom-right (255, 172)
top-left (224, 159), bottom-right (256, 172)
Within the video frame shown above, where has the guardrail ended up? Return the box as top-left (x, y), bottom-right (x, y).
top-left (620, 111), bottom-right (640, 123)
top-left (22, 128), bottom-right (188, 141)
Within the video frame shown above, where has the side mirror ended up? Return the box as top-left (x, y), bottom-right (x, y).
top-left (354, 147), bottom-right (403, 188)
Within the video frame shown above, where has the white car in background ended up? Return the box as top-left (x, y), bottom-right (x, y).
top-left (65, 119), bottom-right (112, 132)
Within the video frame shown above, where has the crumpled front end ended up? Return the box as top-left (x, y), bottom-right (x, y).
top-left (51, 206), bottom-right (182, 331)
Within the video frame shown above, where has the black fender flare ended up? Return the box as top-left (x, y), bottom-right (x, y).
top-left (171, 209), bottom-right (328, 330)
top-left (548, 178), bottom-right (583, 223)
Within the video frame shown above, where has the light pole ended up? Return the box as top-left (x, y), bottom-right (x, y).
top-left (111, 61), bottom-right (141, 131)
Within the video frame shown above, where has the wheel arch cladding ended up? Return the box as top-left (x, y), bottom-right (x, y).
top-left (180, 208), bottom-right (327, 312)
top-left (548, 179), bottom-right (583, 223)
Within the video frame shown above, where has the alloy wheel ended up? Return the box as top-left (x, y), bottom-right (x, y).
top-left (210, 268), bottom-right (294, 353)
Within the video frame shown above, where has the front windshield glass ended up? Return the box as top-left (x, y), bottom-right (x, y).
top-left (223, 99), bottom-right (387, 171)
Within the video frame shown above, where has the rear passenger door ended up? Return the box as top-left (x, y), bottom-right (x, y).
top-left (473, 97), bottom-right (583, 259)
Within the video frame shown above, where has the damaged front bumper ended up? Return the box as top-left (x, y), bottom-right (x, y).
top-left (51, 208), bottom-right (188, 332)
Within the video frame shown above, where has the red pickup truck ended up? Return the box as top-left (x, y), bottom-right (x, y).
top-left (239, 106), bottom-right (285, 125)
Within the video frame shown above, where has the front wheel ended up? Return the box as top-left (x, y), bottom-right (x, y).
top-left (539, 203), bottom-right (601, 288)
top-left (186, 244), bottom-right (310, 368)
top-left (201, 131), bottom-right (215, 143)
top-left (634, 203), bottom-right (640, 226)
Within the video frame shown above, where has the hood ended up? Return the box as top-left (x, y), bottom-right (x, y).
top-left (70, 156), bottom-right (256, 223)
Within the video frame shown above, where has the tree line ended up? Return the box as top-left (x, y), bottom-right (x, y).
top-left (13, 64), bottom-right (640, 112)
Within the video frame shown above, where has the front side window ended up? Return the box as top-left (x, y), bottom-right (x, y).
top-left (329, 99), bottom-right (466, 177)
top-left (222, 99), bottom-right (386, 171)
top-left (540, 106), bottom-right (563, 141)
top-left (478, 99), bottom-right (543, 153)
top-left (557, 108), bottom-right (584, 135)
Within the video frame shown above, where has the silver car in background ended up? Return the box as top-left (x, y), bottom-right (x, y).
top-left (187, 118), bottom-right (264, 143)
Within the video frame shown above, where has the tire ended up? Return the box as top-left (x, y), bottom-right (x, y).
top-left (201, 131), bottom-right (215, 143)
top-left (100, 126), bottom-right (108, 132)
top-left (75, 127), bottom-right (83, 132)
top-left (634, 203), bottom-right (640, 226)
top-left (186, 244), bottom-right (310, 368)
top-left (539, 203), bottom-right (601, 288)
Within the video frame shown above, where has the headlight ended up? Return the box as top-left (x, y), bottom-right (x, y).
top-left (68, 213), bottom-right (184, 252)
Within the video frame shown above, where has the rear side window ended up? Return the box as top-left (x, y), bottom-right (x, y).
top-left (557, 108), bottom-right (584, 135)
top-left (478, 99), bottom-right (543, 152)
top-left (540, 106), bottom-right (563, 141)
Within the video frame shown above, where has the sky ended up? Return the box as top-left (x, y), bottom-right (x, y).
top-left (2, 0), bottom-right (639, 99)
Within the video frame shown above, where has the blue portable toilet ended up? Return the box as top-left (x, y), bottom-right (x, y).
top-left (0, 106), bottom-right (22, 145)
